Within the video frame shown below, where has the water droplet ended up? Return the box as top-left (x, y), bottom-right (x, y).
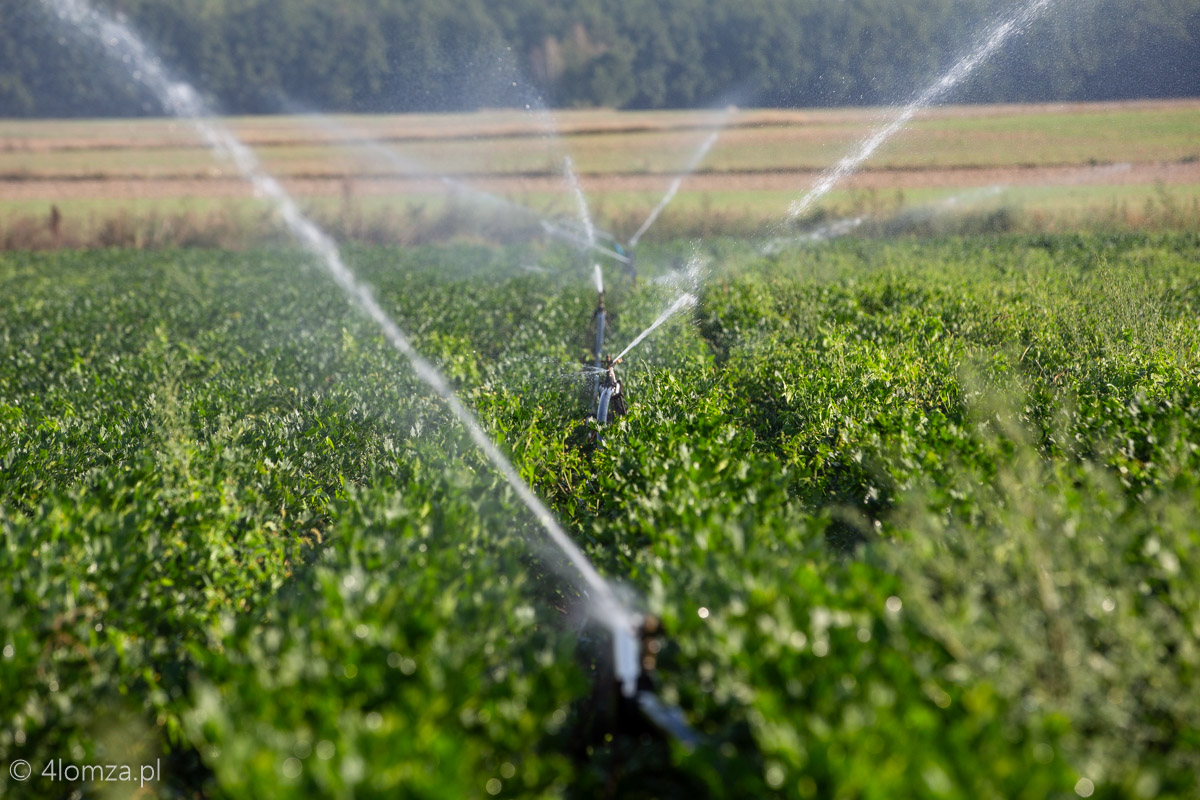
top-left (698, 607), bottom-right (710, 619)
top-left (886, 596), bottom-right (903, 613)
top-left (3, 644), bottom-right (14, 658)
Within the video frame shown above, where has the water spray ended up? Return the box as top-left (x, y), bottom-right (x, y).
top-left (762, 185), bottom-right (1011, 254)
top-left (786, 0), bottom-right (1056, 222)
top-left (613, 293), bottom-right (698, 364)
top-left (760, 215), bottom-right (867, 254)
top-left (540, 218), bottom-right (633, 267)
top-left (292, 99), bottom-right (636, 271)
top-left (587, 293), bottom-right (699, 428)
top-left (38, 0), bottom-right (645, 695)
top-left (586, 290), bottom-right (698, 436)
top-left (612, 112), bottom-right (730, 292)
top-left (629, 129), bottom-right (722, 248)
top-left (563, 156), bottom-right (598, 254)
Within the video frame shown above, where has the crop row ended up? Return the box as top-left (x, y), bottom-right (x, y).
top-left (2, 233), bottom-right (1198, 797)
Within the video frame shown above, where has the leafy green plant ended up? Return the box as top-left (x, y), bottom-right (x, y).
top-left (3, 233), bottom-right (1199, 797)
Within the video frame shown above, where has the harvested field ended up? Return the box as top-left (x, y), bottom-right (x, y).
top-left (5, 161), bottom-right (1198, 202)
top-left (2, 99), bottom-right (1198, 246)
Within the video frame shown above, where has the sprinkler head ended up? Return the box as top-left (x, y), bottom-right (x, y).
top-left (622, 245), bottom-right (638, 283)
top-left (595, 358), bottom-right (626, 423)
top-left (612, 612), bottom-right (705, 749)
top-left (613, 614), bottom-right (643, 699)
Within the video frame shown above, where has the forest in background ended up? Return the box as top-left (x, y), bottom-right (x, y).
top-left (0, 0), bottom-right (1197, 117)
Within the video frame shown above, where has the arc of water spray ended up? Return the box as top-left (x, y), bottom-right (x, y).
top-left (539, 219), bottom-right (632, 265)
top-left (562, 155), bottom-right (604, 296)
top-left (629, 129), bottom-right (721, 248)
top-left (762, 185), bottom-right (1010, 254)
top-left (787, 0), bottom-right (1055, 221)
top-left (613, 293), bottom-right (698, 364)
top-left (295, 103), bottom-right (630, 263)
top-left (39, 0), bottom-right (641, 688)
top-left (760, 216), bottom-right (867, 254)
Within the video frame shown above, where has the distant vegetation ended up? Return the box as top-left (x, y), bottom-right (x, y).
top-left (0, 0), bottom-right (1197, 116)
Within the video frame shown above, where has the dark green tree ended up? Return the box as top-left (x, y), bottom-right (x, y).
top-left (0, 0), bottom-right (1196, 116)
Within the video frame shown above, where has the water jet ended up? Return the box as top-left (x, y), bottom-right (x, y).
top-left (39, 0), bottom-right (642, 683)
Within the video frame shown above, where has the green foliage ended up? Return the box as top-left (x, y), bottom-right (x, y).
top-left (1, 0), bottom-right (1199, 115)
top-left (2, 234), bottom-right (1199, 797)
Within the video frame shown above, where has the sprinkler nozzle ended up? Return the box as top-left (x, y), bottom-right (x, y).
top-left (613, 620), bottom-right (641, 698)
top-left (613, 613), bottom-right (705, 749)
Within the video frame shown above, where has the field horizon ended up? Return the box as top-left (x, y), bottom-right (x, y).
top-left (2, 98), bottom-right (1198, 250)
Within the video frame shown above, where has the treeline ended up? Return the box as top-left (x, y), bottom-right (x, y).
top-left (1, 0), bottom-right (1197, 117)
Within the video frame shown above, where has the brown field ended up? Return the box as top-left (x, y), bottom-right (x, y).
top-left (1, 99), bottom-right (1198, 248)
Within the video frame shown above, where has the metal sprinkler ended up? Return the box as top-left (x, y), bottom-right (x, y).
top-left (595, 355), bottom-right (626, 425)
top-left (579, 612), bottom-right (703, 752)
top-left (592, 292), bottom-right (607, 373)
top-left (614, 241), bottom-right (638, 283)
top-left (540, 218), bottom-right (634, 275)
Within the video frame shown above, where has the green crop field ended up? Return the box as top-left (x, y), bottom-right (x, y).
top-left (3, 233), bottom-right (1199, 798)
